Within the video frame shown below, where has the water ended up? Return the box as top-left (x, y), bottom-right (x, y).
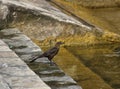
top-left (32, 45), bottom-right (119, 89)
top-left (64, 44), bottom-right (120, 89)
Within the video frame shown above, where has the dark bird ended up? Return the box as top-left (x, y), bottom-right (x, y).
top-left (30, 41), bottom-right (64, 65)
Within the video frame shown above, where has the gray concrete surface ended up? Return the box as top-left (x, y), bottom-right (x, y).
top-left (0, 28), bottom-right (42, 61)
top-left (0, 39), bottom-right (51, 89)
top-left (0, 0), bottom-right (92, 30)
top-left (0, 4), bottom-right (9, 29)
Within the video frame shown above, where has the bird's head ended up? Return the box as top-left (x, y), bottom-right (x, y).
top-left (55, 41), bottom-right (64, 47)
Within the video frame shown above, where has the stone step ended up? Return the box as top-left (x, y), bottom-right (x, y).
top-left (0, 28), bottom-right (42, 61)
top-left (0, 75), bottom-right (11, 89)
top-left (0, 39), bottom-right (51, 89)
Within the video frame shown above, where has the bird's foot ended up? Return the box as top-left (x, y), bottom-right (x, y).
top-left (50, 61), bottom-right (57, 66)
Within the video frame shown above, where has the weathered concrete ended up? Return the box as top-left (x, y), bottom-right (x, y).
top-left (0, 0), bottom-right (103, 46)
top-left (0, 75), bottom-right (11, 89)
top-left (0, 39), bottom-right (51, 89)
top-left (0, 0), bottom-right (92, 30)
top-left (0, 4), bottom-right (9, 20)
top-left (0, 3), bottom-right (9, 29)
top-left (0, 28), bottom-right (82, 89)
top-left (0, 28), bottom-right (42, 61)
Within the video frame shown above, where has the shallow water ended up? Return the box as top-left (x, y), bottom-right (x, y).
top-left (64, 44), bottom-right (120, 89)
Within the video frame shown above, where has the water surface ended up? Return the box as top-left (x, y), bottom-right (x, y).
top-left (64, 44), bottom-right (120, 89)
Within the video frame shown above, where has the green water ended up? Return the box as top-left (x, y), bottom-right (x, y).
top-left (65, 44), bottom-right (120, 89)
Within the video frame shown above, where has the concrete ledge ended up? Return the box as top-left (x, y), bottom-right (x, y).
top-left (0, 40), bottom-right (51, 89)
top-left (0, 75), bottom-right (11, 89)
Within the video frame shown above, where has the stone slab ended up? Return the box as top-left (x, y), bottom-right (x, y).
top-left (0, 28), bottom-right (42, 60)
top-left (0, 58), bottom-right (27, 67)
top-left (19, 54), bottom-right (34, 61)
top-left (0, 51), bottom-right (19, 58)
top-left (3, 40), bottom-right (40, 48)
top-left (0, 66), bottom-right (35, 76)
top-left (4, 76), bottom-right (49, 88)
top-left (41, 76), bottom-right (76, 83)
top-left (0, 40), bottom-right (7, 46)
top-left (0, 45), bottom-right (12, 51)
top-left (0, 40), bottom-right (51, 89)
top-left (0, 76), bottom-right (10, 89)
top-left (14, 47), bottom-right (41, 54)
top-left (0, 0), bottom-right (89, 29)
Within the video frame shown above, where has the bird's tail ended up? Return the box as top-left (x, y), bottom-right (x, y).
top-left (29, 55), bottom-right (43, 63)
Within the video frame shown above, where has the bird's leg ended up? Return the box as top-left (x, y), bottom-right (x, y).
top-left (50, 60), bottom-right (56, 66)
top-left (50, 60), bottom-right (54, 66)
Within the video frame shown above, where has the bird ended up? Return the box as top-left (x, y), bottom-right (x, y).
top-left (30, 41), bottom-right (64, 65)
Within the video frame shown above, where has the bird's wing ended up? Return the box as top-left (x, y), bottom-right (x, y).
top-left (43, 47), bottom-right (59, 57)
